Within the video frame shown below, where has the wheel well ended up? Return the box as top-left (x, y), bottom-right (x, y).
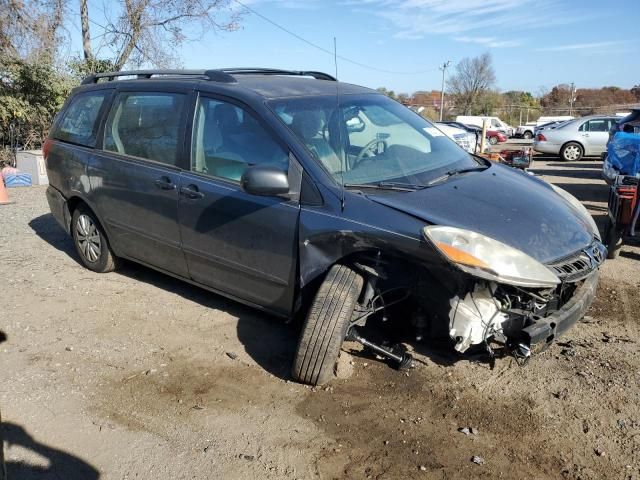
top-left (560, 140), bottom-right (584, 153)
top-left (66, 196), bottom-right (85, 216)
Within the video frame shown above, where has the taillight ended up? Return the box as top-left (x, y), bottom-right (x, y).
top-left (536, 133), bottom-right (547, 141)
top-left (42, 138), bottom-right (53, 165)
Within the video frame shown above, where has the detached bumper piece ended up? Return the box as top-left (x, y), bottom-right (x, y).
top-left (522, 271), bottom-right (599, 350)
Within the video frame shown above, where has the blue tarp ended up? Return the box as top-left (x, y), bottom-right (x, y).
top-left (607, 132), bottom-right (640, 177)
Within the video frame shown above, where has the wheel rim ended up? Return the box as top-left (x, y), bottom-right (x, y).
top-left (564, 145), bottom-right (580, 160)
top-left (76, 214), bottom-right (101, 263)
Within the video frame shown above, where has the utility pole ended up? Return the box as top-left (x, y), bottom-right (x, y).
top-left (439, 60), bottom-right (452, 121)
top-left (569, 82), bottom-right (576, 116)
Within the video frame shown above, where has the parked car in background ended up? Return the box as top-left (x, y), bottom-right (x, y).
top-left (533, 115), bottom-right (620, 161)
top-left (516, 116), bottom-right (574, 139)
top-left (439, 122), bottom-right (507, 145)
top-left (434, 123), bottom-right (478, 153)
top-left (515, 122), bottom-right (537, 139)
top-left (534, 120), bottom-right (570, 137)
top-left (44, 68), bottom-right (604, 385)
top-left (455, 115), bottom-right (514, 137)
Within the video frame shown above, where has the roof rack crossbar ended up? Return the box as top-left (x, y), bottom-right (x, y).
top-left (220, 68), bottom-right (337, 81)
top-left (80, 68), bottom-right (337, 85)
top-left (81, 69), bottom-right (237, 85)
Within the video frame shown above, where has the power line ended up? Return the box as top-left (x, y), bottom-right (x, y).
top-left (231, 0), bottom-right (438, 76)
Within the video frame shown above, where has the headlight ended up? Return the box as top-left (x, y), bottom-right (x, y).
top-left (423, 226), bottom-right (560, 288)
top-left (550, 184), bottom-right (599, 240)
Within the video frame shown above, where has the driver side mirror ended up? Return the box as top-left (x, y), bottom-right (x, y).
top-left (241, 164), bottom-right (290, 196)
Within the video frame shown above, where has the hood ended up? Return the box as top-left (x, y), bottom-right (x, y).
top-left (368, 164), bottom-right (595, 264)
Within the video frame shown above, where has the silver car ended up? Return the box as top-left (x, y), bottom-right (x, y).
top-left (533, 115), bottom-right (619, 161)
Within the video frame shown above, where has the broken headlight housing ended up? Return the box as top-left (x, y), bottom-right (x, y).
top-left (550, 184), bottom-right (600, 240)
top-left (423, 226), bottom-right (560, 288)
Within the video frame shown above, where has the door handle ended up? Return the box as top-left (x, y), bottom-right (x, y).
top-left (180, 184), bottom-right (204, 200)
top-left (155, 176), bottom-right (176, 190)
top-left (582, 133), bottom-right (590, 137)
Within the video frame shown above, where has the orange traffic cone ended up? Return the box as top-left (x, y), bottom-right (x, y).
top-left (0, 176), bottom-right (13, 205)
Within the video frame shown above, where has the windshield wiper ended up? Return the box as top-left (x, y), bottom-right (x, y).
top-left (344, 181), bottom-right (423, 192)
top-left (426, 166), bottom-right (489, 186)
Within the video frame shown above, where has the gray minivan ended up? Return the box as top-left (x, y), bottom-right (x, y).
top-left (45, 69), bottom-right (605, 385)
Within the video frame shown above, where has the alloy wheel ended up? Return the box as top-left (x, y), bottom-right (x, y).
top-left (76, 214), bottom-right (101, 263)
top-left (564, 145), bottom-right (581, 161)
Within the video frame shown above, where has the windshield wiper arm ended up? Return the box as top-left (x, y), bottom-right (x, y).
top-left (426, 166), bottom-right (489, 186)
top-left (344, 181), bottom-right (423, 192)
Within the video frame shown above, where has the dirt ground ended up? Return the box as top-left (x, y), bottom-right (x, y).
top-left (1, 158), bottom-right (639, 480)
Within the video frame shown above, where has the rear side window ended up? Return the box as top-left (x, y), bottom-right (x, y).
top-left (54, 91), bottom-right (108, 147)
top-left (586, 119), bottom-right (608, 132)
top-left (103, 92), bottom-right (186, 166)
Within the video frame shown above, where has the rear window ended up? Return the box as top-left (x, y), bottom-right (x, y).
top-left (53, 91), bottom-right (108, 147)
top-left (103, 92), bottom-right (186, 166)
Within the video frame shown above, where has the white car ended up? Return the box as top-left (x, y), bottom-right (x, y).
top-left (456, 115), bottom-right (514, 137)
top-left (436, 123), bottom-right (481, 154)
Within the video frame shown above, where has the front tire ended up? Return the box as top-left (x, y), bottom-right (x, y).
top-left (292, 265), bottom-right (364, 386)
top-left (489, 136), bottom-right (498, 145)
top-left (524, 131), bottom-right (533, 140)
top-left (560, 142), bottom-right (584, 161)
top-left (72, 206), bottom-right (118, 273)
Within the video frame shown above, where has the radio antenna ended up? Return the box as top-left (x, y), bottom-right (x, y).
top-left (334, 37), bottom-right (338, 80)
top-left (334, 37), bottom-right (345, 210)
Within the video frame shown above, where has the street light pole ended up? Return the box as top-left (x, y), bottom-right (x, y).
top-left (569, 81), bottom-right (576, 116)
top-left (439, 60), bottom-right (451, 121)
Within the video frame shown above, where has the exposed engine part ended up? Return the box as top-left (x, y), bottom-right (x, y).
top-left (510, 342), bottom-right (532, 366)
top-left (449, 283), bottom-right (508, 353)
top-left (411, 309), bottom-right (428, 341)
top-left (346, 328), bottom-right (414, 370)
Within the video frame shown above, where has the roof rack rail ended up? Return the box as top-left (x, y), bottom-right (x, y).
top-left (220, 68), bottom-right (336, 81)
top-left (80, 68), bottom-right (337, 85)
top-left (81, 69), bottom-right (237, 85)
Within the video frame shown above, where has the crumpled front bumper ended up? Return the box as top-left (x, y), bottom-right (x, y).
top-left (522, 270), bottom-right (599, 350)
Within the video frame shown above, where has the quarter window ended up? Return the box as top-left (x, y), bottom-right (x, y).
top-left (191, 97), bottom-right (289, 182)
top-left (54, 91), bottom-right (108, 147)
top-left (103, 92), bottom-right (186, 166)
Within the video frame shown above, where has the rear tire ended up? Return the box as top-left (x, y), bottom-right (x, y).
top-left (292, 265), bottom-right (363, 386)
top-left (489, 136), bottom-right (498, 145)
top-left (71, 206), bottom-right (118, 273)
top-left (560, 142), bottom-right (583, 162)
top-left (524, 131), bottom-right (533, 140)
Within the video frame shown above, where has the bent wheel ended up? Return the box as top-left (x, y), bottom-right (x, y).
top-left (292, 264), bottom-right (364, 385)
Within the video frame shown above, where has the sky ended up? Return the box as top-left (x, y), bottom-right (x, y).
top-left (74, 0), bottom-right (640, 95)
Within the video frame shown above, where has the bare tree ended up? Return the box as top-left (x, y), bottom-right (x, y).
top-left (0, 0), bottom-right (65, 61)
top-left (448, 53), bottom-right (496, 115)
top-left (83, 0), bottom-right (244, 70)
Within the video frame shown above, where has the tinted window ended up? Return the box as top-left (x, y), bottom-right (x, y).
top-left (191, 97), bottom-right (288, 182)
top-left (54, 91), bottom-right (107, 147)
top-left (103, 92), bottom-right (185, 166)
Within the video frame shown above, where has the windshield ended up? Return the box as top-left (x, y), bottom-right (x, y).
top-left (269, 94), bottom-right (480, 187)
